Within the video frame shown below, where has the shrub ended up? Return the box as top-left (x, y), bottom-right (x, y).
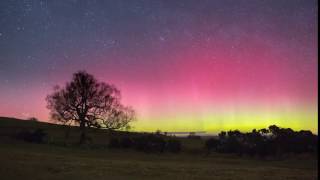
top-left (28, 117), bottom-right (38, 122)
top-left (133, 134), bottom-right (166, 153)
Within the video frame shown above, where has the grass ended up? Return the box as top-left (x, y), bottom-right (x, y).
top-left (0, 117), bottom-right (317, 180)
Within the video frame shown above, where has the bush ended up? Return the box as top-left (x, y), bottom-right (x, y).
top-left (132, 134), bottom-right (166, 153)
top-left (108, 134), bottom-right (182, 153)
top-left (28, 117), bottom-right (38, 122)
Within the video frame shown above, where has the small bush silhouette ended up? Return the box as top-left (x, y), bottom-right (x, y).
top-left (28, 117), bottom-right (38, 122)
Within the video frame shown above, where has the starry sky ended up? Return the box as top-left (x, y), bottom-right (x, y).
top-left (0, 0), bottom-right (318, 133)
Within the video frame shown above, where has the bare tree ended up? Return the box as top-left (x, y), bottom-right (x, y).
top-left (46, 70), bottom-right (135, 144)
top-left (101, 104), bottom-right (135, 130)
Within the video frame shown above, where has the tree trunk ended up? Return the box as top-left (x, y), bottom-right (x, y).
top-left (79, 120), bottom-right (86, 144)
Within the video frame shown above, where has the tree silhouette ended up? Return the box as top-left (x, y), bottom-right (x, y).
top-left (205, 125), bottom-right (317, 157)
top-left (46, 70), bottom-right (135, 144)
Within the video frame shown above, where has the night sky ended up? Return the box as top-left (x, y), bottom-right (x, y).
top-left (0, 0), bottom-right (318, 133)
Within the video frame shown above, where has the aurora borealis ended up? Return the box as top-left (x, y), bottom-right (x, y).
top-left (0, 0), bottom-right (318, 133)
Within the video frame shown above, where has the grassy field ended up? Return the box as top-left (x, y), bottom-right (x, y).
top-left (0, 117), bottom-right (317, 180)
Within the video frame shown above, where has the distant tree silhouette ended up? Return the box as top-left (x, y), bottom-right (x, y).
top-left (46, 70), bottom-right (135, 144)
top-left (28, 117), bottom-right (38, 122)
top-left (188, 132), bottom-right (201, 139)
top-left (205, 125), bottom-right (317, 157)
top-left (155, 129), bottom-right (162, 135)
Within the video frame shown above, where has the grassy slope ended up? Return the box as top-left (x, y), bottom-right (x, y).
top-left (0, 117), bottom-right (317, 180)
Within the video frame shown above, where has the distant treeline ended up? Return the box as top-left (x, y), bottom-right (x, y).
top-left (205, 125), bottom-right (318, 157)
top-left (13, 123), bottom-right (317, 157)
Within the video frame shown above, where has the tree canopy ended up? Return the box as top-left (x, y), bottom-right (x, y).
top-left (46, 70), bottom-right (135, 143)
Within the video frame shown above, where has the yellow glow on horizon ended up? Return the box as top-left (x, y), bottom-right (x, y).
top-left (131, 106), bottom-right (318, 134)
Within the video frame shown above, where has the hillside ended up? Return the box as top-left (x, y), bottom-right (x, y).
top-left (0, 116), bottom-right (203, 151)
top-left (0, 116), bottom-right (318, 180)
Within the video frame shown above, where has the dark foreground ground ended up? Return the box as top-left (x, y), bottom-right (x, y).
top-left (0, 117), bottom-right (317, 180)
